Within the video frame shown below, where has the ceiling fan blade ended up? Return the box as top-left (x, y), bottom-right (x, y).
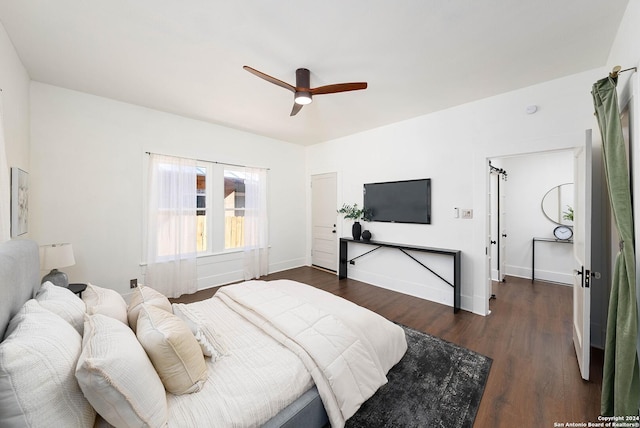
top-left (310, 82), bottom-right (367, 95)
top-left (243, 66), bottom-right (296, 92)
top-left (290, 102), bottom-right (304, 116)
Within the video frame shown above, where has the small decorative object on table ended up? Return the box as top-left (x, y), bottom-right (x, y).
top-left (337, 203), bottom-right (368, 240)
top-left (362, 230), bottom-right (372, 241)
top-left (553, 225), bottom-right (573, 240)
top-left (562, 206), bottom-right (574, 222)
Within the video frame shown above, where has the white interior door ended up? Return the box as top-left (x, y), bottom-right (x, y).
top-left (489, 172), bottom-right (498, 281)
top-left (489, 169), bottom-right (507, 282)
top-left (311, 173), bottom-right (337, 271)
top-left (573, 130), bottom-right (592, 380)
top-left (499, 177), bottom-right (507, 282)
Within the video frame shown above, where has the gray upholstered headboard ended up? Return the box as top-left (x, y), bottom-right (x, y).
top-left (0, 239), bottom-right (40, 338)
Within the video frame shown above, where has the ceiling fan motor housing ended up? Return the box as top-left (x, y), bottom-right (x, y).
top-left (294, 68), bottom-right (313, 105)
top-left (296, 68), bottom-right (310, 88)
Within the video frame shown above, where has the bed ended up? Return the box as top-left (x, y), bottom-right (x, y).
top-left (0, 239), bottom-right (407, 428)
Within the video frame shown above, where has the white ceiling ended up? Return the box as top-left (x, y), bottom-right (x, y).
top-left (0, 1), bottom-right (630, 145)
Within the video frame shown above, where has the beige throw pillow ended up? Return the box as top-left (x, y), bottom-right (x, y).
top-left (81, 283), bottom-right (128, 325)
top-left (136, 304), bottom-right (208, 395)
top-left (76, 314), bottom-right (168, 427)
top-left (128, 285), bottom-right (172, 332)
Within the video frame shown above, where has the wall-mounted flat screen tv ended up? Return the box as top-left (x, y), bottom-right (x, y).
top-left (363, 178), bottom-right (431, 224)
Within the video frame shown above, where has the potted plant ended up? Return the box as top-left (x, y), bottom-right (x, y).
top-left (337, 203), bottom-right (367, 240)
top-left (562, 206), bottom-right (574, 222)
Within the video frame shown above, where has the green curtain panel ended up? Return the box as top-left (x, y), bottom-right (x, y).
top-left (592, 76), bottom-right (640, 416)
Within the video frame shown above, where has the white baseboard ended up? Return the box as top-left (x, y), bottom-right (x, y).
top-left (344, 268), bottom-right (474, 312)
top-left (506, 264), bottom-right (572, 285)
top-left (268, 258), bottom-right (307, 274)
top-left (195, 256), bottom-right (307, 291)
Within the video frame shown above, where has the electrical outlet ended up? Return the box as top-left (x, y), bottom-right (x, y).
top-left (130, 278), bottom-right (138, 289)
top-left (461, 209), bottom-right (473, 219)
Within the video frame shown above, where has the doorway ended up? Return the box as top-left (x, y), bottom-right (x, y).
top-left (488, 144), bottom-right (612, 355)
top-left (311, 173), bottom-right (338, 271)
top-left (488, 150), bottom-right (576, 288)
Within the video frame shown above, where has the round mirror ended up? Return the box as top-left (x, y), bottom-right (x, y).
top-left (541, 183), bottom-right (574, 225)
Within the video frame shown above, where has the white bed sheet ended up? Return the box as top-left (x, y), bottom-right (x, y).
top-left (166, 297), bottom-right (313, 428)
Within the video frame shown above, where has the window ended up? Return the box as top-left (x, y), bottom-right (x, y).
top-left (223, 169), bottom-right (246, 249)
top-left (196, 166), bottom-right (207, 252)
top-left (150, 160), bottom-right (198, 261)
top-left (194, 163), bottom-right (253, 255)
top-left (147, 155), bottom-right (266, 261)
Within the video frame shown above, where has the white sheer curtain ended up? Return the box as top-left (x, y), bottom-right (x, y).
top-left (0, 94), bottom-right (10, 242)
top-left (146, 154), bottom-right (198, 298)
top-left (243, 167), bottom-right (269, 279)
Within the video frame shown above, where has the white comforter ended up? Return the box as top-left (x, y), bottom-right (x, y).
top-left (216, 280), bottom-right (407, 428)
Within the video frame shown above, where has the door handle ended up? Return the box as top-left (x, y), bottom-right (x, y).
top-left (502, 233), bottom-right (507, 238)
top-left (574, 267), bottom-right (586, 288)
top-left (490, 240), bottom-right (496, 245)
top-left (332, 230), bottom-right (336, 233)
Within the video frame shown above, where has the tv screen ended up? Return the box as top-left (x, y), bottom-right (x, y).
top-left (363, 179), bottom-right (431, 224)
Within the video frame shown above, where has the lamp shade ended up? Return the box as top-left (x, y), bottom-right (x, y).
top-left (40, 243), bottom-right (75, 271)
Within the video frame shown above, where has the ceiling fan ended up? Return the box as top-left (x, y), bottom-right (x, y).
top-left (243, 66), bottom-right (367, 116)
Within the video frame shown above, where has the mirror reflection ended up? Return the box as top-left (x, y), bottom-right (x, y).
top-left (542, 183), bottom-right (574, 226)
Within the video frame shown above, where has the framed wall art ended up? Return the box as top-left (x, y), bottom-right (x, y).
top-left (11, 167), bottom-right (28, 237)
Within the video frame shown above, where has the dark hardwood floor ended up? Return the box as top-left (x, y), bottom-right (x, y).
top-left (173, 267), bottom-right (603, 427)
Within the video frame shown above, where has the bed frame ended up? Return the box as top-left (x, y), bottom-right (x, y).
top-left (0, 239), bottom-right (328, 428)
top-left (0, 239), bottom-right (40, 338)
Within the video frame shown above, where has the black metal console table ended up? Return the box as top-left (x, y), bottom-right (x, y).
top-left (531, 237), bottom-right (573, 282)
top-left (339, 238), bottom-right (461, 313)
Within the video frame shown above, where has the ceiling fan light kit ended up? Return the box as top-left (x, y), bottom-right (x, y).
top-left (243, 65), bottom-right (367, 116)
top-left (294, 91), bottom-right (312, 105)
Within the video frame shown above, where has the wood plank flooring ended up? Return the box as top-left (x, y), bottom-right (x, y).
top-left (173, 267), bottom-right (603, 427)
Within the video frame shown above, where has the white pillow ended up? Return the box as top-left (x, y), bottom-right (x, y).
top-left (127, 285), bottom-right (172, 331)
top-left (82, 283), bottom-right (128, 325)
top-left (137, 304), bottom-right (208, 395)
top-left (35, 281), bottom-right (86, 334)
top-left (172, 303), bottom-right (227, 359)
top-left (0, 300), bottom-right (96, 428)
top-left (76, 314), bottom-right (168, 428)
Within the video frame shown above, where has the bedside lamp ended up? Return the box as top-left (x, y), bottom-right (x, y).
top-left (40, 243), bottom-right (76, 288)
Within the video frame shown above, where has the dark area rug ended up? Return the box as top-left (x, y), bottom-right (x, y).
top-left (345, 324), bottom-right (492, 428)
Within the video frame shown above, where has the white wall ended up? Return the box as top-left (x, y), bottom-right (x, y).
top-left (0, 20), bottom-right (31, 236)
top-left (499, 150), bottom-right (575, 284)
top-left (606, 0), bottom-right (640, 89)
top-left (307, 69), bottom-right (601, 315)
top-left (606, 0), bottom-right (640, 391)
top-left (29, 83), bottom-right (307, 295)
